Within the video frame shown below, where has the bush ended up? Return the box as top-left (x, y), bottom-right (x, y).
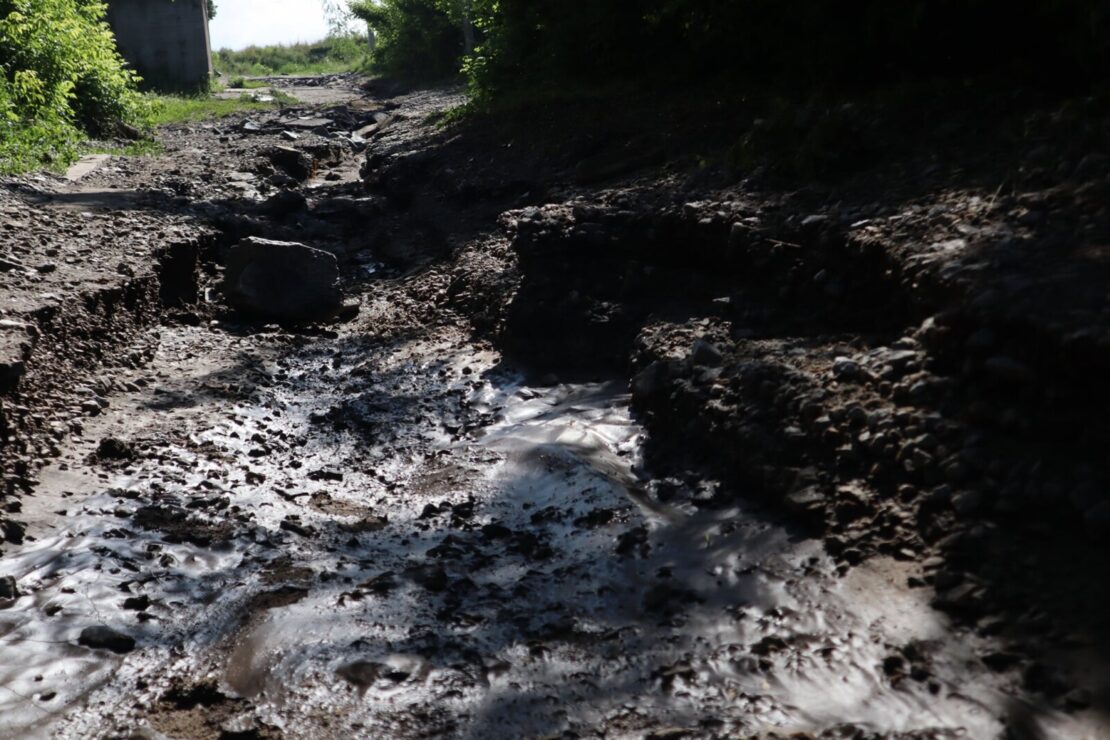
top-left (213, 36), bottom-right (369, 78)
top-left (0, 0), bottom-right (147, 173)
top-left (350, 0), bottom-right (1110, 101)
top-left (350, 0), bottom-right (462, 81)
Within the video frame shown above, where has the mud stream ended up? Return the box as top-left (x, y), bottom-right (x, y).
top-left (0, 304), bottom-right (1090, 737)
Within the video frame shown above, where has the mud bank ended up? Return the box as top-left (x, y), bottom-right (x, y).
top-left (0, 184), bottom-right (207, 526)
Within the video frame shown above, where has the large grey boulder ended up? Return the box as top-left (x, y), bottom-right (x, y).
top-left (223, 237), bottom-right (341, 322)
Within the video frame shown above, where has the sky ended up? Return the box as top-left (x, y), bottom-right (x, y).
top-left (209, 0), bottom-right (333, 51)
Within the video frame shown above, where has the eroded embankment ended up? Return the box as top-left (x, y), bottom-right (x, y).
top-left (493, 189), bottom-right (1110, 727)
top-left (0, 233), bottom-right (203, 531)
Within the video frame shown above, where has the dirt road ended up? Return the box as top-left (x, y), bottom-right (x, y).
top-left (0, 76), bottom-right (1107, 738)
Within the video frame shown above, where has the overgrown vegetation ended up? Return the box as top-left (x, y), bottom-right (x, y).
top-left (349, 0), bottom-right (461, 81)
top-left (213, 36), bottom-right (369, 78)
top-left (0, 0), bottom-right (148, 173)
top-left (351, 0), bottom-right (1110, 100)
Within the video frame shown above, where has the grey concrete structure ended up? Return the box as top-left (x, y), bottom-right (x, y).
top-left (106, 0), bottom-right (213, 90)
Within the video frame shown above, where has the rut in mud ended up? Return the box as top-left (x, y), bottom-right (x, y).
top-left (1, 76), bottom-right (1109, 739)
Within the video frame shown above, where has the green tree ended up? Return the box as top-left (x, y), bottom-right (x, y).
top-left (349, 0), bottom-right (461, 81)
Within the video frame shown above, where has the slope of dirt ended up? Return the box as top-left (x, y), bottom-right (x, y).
top-left (0, 78), bottom-right (1108, 739)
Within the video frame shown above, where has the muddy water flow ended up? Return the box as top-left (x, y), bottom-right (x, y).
top-left (0, 301), bottom-right (1092, 737)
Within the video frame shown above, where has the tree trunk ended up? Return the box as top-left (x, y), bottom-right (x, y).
top-left (461, 0), bottom-right (476, 55)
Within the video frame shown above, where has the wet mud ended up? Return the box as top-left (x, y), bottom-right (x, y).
top-left (0, 316), bottom-right (1065, 739)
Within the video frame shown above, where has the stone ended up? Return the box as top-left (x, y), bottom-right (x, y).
top-left (78, 625), bottom-right (135, 653)
top-left (338, 660), bottom-right (385, 689)
top-left (691, 339), bottom-right (723, 366)
top-left (831, 356), bottom-right (866, 381)
top-left (983, 355), bottom-right (1036, 385)
top-left (407, 563), bottom-right (448, 591)
top-left (267, 146), bottom-right (313, 181)
top-left (223, 237), bottom-right (341, 322)
top-left (122, 595), bottom-right (150, 611)
top-left (1083, 500), bottom-right (1110, 539)
top-left (951, 490), bottom-right (983, 515)
top-left (0, 576), bottom-right (18, 602)
top-left (264, 189), bottom-right (308, 216)
top-left (96, 437), bottom-right (133, 460)
top-left (631, 361), bottom-right (670, 400)
top-left (981, 651), bottom-right (1022, 672)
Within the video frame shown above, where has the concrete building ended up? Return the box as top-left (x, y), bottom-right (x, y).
top-left (106, 0), bottom-right (213, 90)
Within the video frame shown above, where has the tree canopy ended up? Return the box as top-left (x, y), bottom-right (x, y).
top-left (351, 0), bottom-right (1110, 96)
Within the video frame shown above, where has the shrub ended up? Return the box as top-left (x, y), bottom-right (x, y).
top-left (0, 0), bottom-right (147, 173)
top-left (350, 0), bottom-right (461, 81)
top-left (213, 36), bottom-right (369, 78)
top-left (350, 0), bottom-right (1110, 101)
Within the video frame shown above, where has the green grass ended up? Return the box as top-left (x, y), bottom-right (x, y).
top-left (213, 35), bottom-right (370, 78)
top-left (66, 87), bottom-right (299, 162)
top-left (145, 92), bottom-right (291, 126)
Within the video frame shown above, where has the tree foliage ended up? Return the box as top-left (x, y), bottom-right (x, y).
top-left (0, 0), bottom-right (147, 172)
top-left (349, 0), bottom-right (461, 81)
top-left (351, 0), bottom-right (1110, 97)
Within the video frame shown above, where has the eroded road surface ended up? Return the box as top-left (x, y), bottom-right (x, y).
top-left (0, 77), bottom-right (1106, 739)
top-left (0, 300), bottom-right (1021, 739)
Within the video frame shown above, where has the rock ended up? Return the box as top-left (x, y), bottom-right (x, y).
top-left (223, 237), bottom-right (341, 322)
top-left (78, 625), bottom-right (135, 653)
top-left (983, 355), bottom-right (1036, 385)
top-left (933, 582), bottom-right (986, 616)
top-left (337, 297), bottom-right (361, 321)
top-left (338, 660), bottom-right (385, 689)
top-left (0, 576), bottom-right (19, 602)
top-left (95, 437), bottom-right (133, 461)
top-left (407, 563), bottom-right (448, 591)
top-left (267, 146), bottom-right (313, 181)
top-left (122, 595), bottom-right (150, 611)
top-left (691, 339), bottom-right (723, 366)
top-left (832, 356), bottom-right (867, 382)
top-left (631, 361), bottom-right (671, 400)
top-left (264, 189), bottom-right (307, 216)
top-left (951, 490), bottom-right (983, 515)
top-left (1023, 662), bottom-right (1068, 697)
top-left (1064, 687), bottom-right (1093, 710)
top-left (981, 651), bottom-right (1022, 672)
top-left (1083, 500), bottom-right (1110, 539)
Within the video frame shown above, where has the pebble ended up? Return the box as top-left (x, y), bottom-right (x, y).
top-left (78, 625), bottom-right (135, 653)
top-left (983, 355), bottom-right (1036, 385)
top-left (1082, 500), bottom-right (1110, 539)
top-left (831, 356), bottom-right (865, 381)
top-left (691, 339), bottom-right (723, 366)
top-left (0, 576), bottom-right (19, 601)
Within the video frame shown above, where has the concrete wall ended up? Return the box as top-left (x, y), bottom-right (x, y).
top-left (106, 0), bottom-right (212, 90)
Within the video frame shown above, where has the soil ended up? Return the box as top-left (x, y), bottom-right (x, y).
top-left (0, 75), bottom-right (1108, 739)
